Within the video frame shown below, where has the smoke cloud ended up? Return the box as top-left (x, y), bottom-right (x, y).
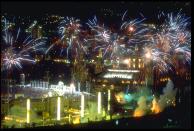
top-left (151, 79), bottom-right (177, 113)
top-left (133, 96), bottom-right (149, 117)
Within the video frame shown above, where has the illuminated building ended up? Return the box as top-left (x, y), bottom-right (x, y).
top-left (43, 71), bottom-right (50, 83)
top-left (32, 25), bottom-right (43, 39)
top-left (1, 79), bottom-right (16, 88)
top-left (94, 49), bottom-right (104, 74)
top-left (94, 61), bottom-right (145, 91)
top-left (50, 81), bottom-right (76, 95)
top-left (92, 45), bottom-right (147, 92)
top-left (72, 51), bottom-right (91, 92)
top-left (25, 20), bottom-right (43, 39)
top-left (30, 80), bottom-right (49, 89)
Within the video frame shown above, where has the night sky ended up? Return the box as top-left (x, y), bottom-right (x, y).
top-left (1, 1), bottom-right (191, 21)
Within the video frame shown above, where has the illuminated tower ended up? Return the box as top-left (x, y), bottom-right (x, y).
top-left (44, 71), bottom-right (50, 84)
top-left (95, 49), bottom-right (103, 74)
top-left (72, 51), bottom-right (89, 92)
top-left (32, 24), bottom-right (43, 39)
top-left (144, 51), bottom-right (153, 87)
top-left (37, 26), bottom-right (43, 38)
top-left (20, 73), bottom-right (25, 86)
top-left (99, 48), bottom-right (103, 58)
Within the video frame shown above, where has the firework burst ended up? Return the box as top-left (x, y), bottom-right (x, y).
top-left (143, 11), bottom-right (191, 74)
top-left (86, 16), bottom-right (130, 59)
top-left (46, 16), bottom-right (85, 59)
top-left (1, 19), bottom-right (47, 71)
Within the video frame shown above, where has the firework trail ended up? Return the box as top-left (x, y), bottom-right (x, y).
top-left (86, 15), bottom-right (132, 59)
top-left (120, 11), bottom-right (153, 45)
top-left (85, 11), bottom-right (155, 60)
top-left (46, 16), bottom-right (85, 60)
top-left (143, 11), bottom-right (191, 74)
top-left (1, 19), bottom-right (47, 71)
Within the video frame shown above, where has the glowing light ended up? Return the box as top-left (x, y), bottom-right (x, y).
top-left (128, 59), bottom-right (131, 68)
top-left (145, 51), bottom-right (151, 59)
top-left (50, 81), bottom-right (77, 95)
top-left (5, 116), bottom-right (13, 121)
top-left (124, 94), bottom-right (133, 102)
top-left (128, 26), bottom-right (134, 32)
top-left (104, 73), bottom-right (133, 79)
top-left (133, 110), bottom-right (144, 117)
top-left (133, 64), bottom-right (136, 68)
top-left (133, 81), bottom-right (137, 84)
top-left (116, 96), bottom-right (121, 103)
top-left (70, 83), bottom-right (76, 93)
top-left (26, 98), bottom-right (30, 123)
top-left (73, 117), bottom-right (80, 124)
top-left (98, 92), bottom-right (101, 114)
top-left (107, 69), bottom-right (139, 73)
top-left (57, 97), bottom-right (61, 121)
top-left (80, 94), bottom-right (84, 117)
top-left (151, 98), bottom-right (161, 114)
top-left (108, 90), bottom-right (110, 111)
top-left (48, 91), bottom-right (52, 97)
top-left (123, 59), bottom-right (129, 64)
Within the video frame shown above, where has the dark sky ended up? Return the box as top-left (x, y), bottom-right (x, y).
top-left (1, 1), bottom-right (191, 21)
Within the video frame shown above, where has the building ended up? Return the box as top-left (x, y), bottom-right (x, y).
top-left (50, 81), bottom-right (76, 95)
top-left (92, 45), bottom-right (149, 92)
top-left (30, 80), bottom-right (49, 89)
top-left (32, 25), bottom-right (43, 39)
top-left (20, 74), bottom-right (25, 86)
top-left (94, 57), bottom-right (146, 92)
top-left (26, 20), bottom-right (43, 39)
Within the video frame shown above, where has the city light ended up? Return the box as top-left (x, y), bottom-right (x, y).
top-left (80, 94), bottom-right (84, 117)
top-left (123, 59), bottom-right (129, 64)
top-left (145, 51), bottom-right (152, 59)
top-left (128, 26), bottom-right (134, 32)
top-left (48, 91), bottom-right (52, 97)
top-left (26, 98), bottom-right (30, 123)
top-left (104, 73), bottom-right (133, 79)
top-left (98, 92), bottom-right (101, 114)
top-left (107, 69), bottom-right (139, 73)
top-left (108, 90), bottom-right (110, 111)
top-left (57, 97), bottom-right (61, 121)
